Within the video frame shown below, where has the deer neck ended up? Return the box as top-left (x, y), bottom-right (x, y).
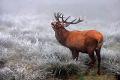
top-left (55, 28), bottom-right (69, 45)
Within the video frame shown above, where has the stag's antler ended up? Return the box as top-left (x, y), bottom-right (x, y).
top-left (54, 12), bottom-right (62, 21)
top-left (54, 12), bottom-right (83, 27)
top-left (61, 15), bottom-right (83, 24)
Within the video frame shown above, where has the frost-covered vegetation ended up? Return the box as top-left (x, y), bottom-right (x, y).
top-left (0, 0), bottom-right (120, 79)
top-left (0, 14), bottom-right (120, 80)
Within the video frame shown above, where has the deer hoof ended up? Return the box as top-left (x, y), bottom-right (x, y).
top-left (97, 71), bottom-right (101, 75)
top-left (88, 62), bottom-right (94, 66)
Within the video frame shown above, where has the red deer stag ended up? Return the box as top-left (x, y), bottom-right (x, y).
top-left (51, 12), bottom-right (103, 75)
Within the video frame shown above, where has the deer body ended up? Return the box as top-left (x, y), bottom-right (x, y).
top-left (51, 13), bottom-right (103, 75)
top-left (55, 29), bottom-right (103, 53)
top-left (66, 30), bottom-right (103, 51)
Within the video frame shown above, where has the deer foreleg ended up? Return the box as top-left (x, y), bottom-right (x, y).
top-left (71, 49), bottom-right (79, 61)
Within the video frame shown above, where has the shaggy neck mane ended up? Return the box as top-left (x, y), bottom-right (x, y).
top-left (55, 27), bottom-right (69, 45)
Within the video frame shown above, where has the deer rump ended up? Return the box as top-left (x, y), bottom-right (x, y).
top-left (65, 30), bottom-right (103, 53)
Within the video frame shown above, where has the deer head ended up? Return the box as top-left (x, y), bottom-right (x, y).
top-left (51, 12), bottom-right (83, 31)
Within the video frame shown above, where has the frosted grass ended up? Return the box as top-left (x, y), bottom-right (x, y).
top-left (0, 14), bottom-right (120, 79)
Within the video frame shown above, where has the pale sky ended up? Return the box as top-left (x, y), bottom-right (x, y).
top-left (0, 0), bottom-right (120, 21)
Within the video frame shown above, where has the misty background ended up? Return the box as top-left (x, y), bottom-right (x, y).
top-left (0, 0), bottom-right (120, 79)
top-left (0, 0), bottom-right (120, 20)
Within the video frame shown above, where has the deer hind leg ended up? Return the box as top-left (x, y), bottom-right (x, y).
top-left (95, 48), bottom-right (101, 75)
top-left (86, 47), bottom-right (96, 67)
top-left (88, 52), bottom-right (96, 68)
top-left (70, 49), bottom-right (79, 61)
top-left (85, 50), bottom-right (96, 75)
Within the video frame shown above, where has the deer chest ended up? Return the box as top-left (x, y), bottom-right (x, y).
top-left (55, 34), bottom-right (66, 45)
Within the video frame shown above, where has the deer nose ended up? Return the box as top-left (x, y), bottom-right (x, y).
top-left (51, 23), bottom-right (54, 28)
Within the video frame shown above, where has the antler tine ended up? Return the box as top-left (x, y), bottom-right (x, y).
top-left (68, 18), bottom-right (83, 24)
top-left (54, 13), bottom-right (58, 21)
top-left (59, 12), bottom-right (62, 17)
top-left (71, 19), bottom-right (77, 23)
top-left (61, 14), bottom-right (64, 22)
top-left (76, 18), bottom-right (83, 23)
top-left (58, 12), bottom-right (68, 23)
top-left (56, 12), bottom-right (60, 17)
top-left (54, 12), bottom-right (60, 21)
top-left (56, 12), bottom-right (59, 17)
top-left (56, 12), bottom-right (63, 21)
top-left (55, 12), bottom-right (65, 22)
top-left (65, 16), bottom-right (70, 22)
